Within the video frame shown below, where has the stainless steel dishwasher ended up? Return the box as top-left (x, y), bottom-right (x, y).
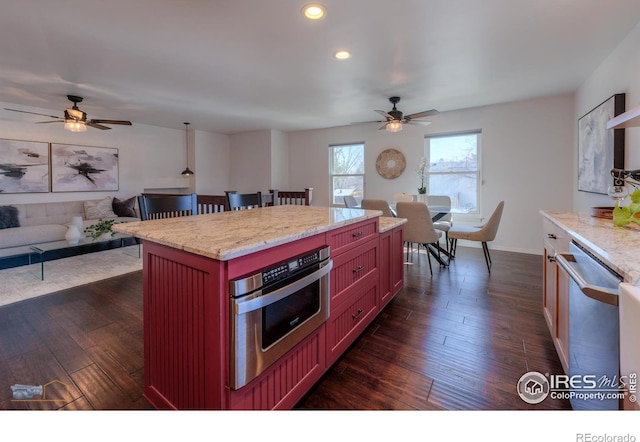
top-left (556, 241), bottom-right (622, 410)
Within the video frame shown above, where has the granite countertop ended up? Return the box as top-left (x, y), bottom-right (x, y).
top-left (541, 210), bottom-right (640, 285)
top-left (379, 216), bottom-right (407, 232)
top-left (113, 205), bottom-right (383, 261)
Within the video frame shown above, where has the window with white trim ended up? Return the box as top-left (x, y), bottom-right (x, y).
top-left (330, 142), bottom-right (365, 206)
top-left (424, 131), bottom-right (481, 214)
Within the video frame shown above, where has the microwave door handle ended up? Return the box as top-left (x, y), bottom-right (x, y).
top-left (556, 254), bottom-right (619, 306)
top-left (234, 260), bottom-right (333, 315)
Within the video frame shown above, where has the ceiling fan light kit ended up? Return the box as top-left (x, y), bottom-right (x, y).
top-left (355, 96), bottom-right (439, 133)
top-left (64, 120), bottom-right (87, 132)
top-left (4, 94), bottom-right (132, 132)
top-left (181, 122), bottom-right (194, 177)
top-left (386, 120), bottom-right (403, 132)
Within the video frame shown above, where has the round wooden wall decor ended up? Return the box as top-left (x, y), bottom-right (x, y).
top-left (376, 148), bottom-right (406, 179)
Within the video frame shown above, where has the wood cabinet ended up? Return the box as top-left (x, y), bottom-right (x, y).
top-left (326, 219), bottom-right (380, 365)
top-left (542, 218), bottom-right (570, 373)
top-left (140, 215), bottom-right (405, 410)
top-left (380, 225), bottom-right (404, 309)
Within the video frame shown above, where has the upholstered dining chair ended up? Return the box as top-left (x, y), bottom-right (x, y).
top-left (360, 199), bottom-right (396, 217)
top-left (343, 195), bottom-right (359, 208)
top-left (396, 202), bottom-right (443, 276)
top-left (427, 195), bottom-right (452, 252)
top-left (226, 191), bottom-right (263, 210)
top-left (448, 200), bottom-right (504, 274)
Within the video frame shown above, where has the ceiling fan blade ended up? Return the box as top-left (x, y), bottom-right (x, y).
top-left (86, 122), bottom-right (111, 130)
top-left (378, 123), bottom-right (389, 131)
top-left (374, 110), bottom-right (392, 120)
top-left (4, 108), bottom-right (63, 120)
top-left (90, 119), bottom-right (132, 126)
top-left (351, 119), bottom-right (386, 125)
top-left (405, 109), bottom-right (439, 119)
top-left (406, 120), bottom-right (433, 126)
top-left (35, 120), bottom-right (64, 124)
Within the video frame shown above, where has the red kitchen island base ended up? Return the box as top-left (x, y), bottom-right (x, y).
top-left (113, 206), bottom-right (406, 410)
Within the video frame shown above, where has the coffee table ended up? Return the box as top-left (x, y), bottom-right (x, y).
top-left (29, 233), bottom-right (140, 280)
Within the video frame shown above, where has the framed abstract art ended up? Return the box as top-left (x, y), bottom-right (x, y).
top-left (578, 93), bottom-right (625, 194)
top-left (51, 143), bottom-right (119, 192)
top-left (0, 138), bottom-right (50, 193)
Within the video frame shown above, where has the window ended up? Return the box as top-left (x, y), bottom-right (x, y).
top-left (424, 131), bottom-right (481, 213)
top-left (330, 142), bottom-right (365, 206)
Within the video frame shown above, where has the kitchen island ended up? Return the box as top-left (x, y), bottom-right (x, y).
top-left (114, 205), bottom-right (406, 410)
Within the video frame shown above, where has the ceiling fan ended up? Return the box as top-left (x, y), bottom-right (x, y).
top-left (359, 96), bottom-right (439, 132)
top-left (4, 95), bottom-right (132, 132)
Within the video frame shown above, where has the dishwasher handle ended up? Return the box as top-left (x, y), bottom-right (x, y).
top-left (556, 254), bottom-right (619, 306)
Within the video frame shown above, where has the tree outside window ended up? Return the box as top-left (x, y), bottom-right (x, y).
top-left (330, 143), bottom-right (365, 206)
top-left (425, 132), bottom-right (480, 213)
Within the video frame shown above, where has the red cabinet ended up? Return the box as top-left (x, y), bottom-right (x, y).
top-left (380, 225), bottom-right (404, 309)
top-left (140, 216), bottom-right (404, 410)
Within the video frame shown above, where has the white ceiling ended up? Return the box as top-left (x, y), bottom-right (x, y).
top-left (1, 0), bottom-right (640, 135)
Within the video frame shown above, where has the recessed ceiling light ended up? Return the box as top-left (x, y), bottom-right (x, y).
top-left (303, 3), bottom-right (326, 20)
top-left (333, 50), bottom-right (351, 60)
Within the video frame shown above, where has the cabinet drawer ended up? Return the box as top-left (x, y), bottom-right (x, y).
top-left (326, 278), bottom-right (378, 365)
top-left (330, 237), bottom-right (378, 308)
top-left (542, 218), bottom-right (570, 253)
top-left (327, 218), bottom-right (379, 256)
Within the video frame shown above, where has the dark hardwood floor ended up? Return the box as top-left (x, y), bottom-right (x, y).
top-left (0, 244), bottom-right (570, 410)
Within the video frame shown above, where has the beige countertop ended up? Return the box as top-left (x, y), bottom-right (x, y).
top-left (541, 210), bottom-right (640, 285)
top-left (379, 215), bottom-right (407, 233)
top-left (113, 205), bottom-right (384, 261)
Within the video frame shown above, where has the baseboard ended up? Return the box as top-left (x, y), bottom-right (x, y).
top-left (451, 240), bottom-right (540, 256)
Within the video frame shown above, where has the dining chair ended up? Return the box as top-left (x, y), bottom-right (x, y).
top-left (343, 195), bottom-right (359, 208)
top-left (360, 199), bottom-right (395, 217)
top-left (396, 202), bottom-right (443, 276)
top-left (448, 201), bottom-right (504, 273)
top-left (138, 193), bottom-right (198, 220)
top-left (269, 188), bottom-right (313, 206)
top-left (226, 191), bottom-right (263, 210)
top-left (427, 195), bottom-right (452, 253)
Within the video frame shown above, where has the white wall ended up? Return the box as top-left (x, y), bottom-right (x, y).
top-left (194, 129), bottom-right (231, 194)
top-left (575, 21), bottom-right (640, 212)
top-left (270, 130), bottom-right (289, 190)
top-left (288, 93), bottom-right (575, 254)
top-left (229, 130), bottom-right (272, 192)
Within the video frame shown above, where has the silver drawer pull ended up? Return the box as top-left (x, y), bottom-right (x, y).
top-left (353, 265), bottom-right (364, 273)
top-left (352, 231), bottom-right (363, 239)
top-left (352, 308), bottom-right (364, 320)
top-left (547, 233), bottom-right (557, 239)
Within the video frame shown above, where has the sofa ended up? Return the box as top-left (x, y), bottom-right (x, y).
top-left (0, 196), bottom-right (140, 259)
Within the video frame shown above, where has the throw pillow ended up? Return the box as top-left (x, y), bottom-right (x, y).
top-left (84, 197), bottom-right (117, 220)
top-left (0, 205), bottom-right (20, 229)
top-left (113, 196), bottom-right (137, 218)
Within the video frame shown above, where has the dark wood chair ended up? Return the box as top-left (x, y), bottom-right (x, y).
top-left (225, 191), bottom-right (263, 211)
top-left (197, 194), bottom-right (228, 213)
top-left (269, 188), bottom-right (313, 206)
top-left (138, 193), bottom-right (198, 220)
